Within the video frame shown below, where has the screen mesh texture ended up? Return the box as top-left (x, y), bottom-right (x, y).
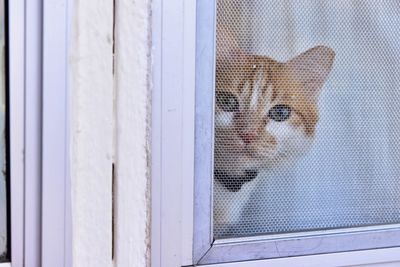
top-left (213, 0), bottom-right (400, 239)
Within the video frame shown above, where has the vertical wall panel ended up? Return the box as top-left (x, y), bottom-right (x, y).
top-left (69, 0), bottom-right (114, 266)
top-left (113, 0), bottom-right (151, 266)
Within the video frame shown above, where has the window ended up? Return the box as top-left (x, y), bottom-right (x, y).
top-left (213, 0), bottom-right (400, 238)
top-left (152, 0), bottom-right (400, 266)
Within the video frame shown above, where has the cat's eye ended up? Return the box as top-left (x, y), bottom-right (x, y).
top-left (216, 92), bottom-right (239, 112)
top-left (268, 104), bottom-right (292, 122)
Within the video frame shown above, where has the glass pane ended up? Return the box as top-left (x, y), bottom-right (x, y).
top-left (0, 0), bottom-right (6, 261)
top-left (214, 0), bottom-right (400, 239)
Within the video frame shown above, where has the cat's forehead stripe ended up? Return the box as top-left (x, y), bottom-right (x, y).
top-left (263, 84), bottom-right (274, 112)
top-left (250, 67), bottom-right (266, 108)
top-left (241, 80), bottom-right (251, 99)
top-left (257, 61), bottom-right (276, 102)
top-left (266, 63), bottom-right (273, 83)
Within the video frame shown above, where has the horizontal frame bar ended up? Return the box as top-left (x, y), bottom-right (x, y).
top-left (199, 247), bottom-right (400, 267)
top-left (199, 226), bottom-right (400, 264)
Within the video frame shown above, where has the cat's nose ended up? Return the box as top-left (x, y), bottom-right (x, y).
top-left (240, 132), bottom-right (257, 144)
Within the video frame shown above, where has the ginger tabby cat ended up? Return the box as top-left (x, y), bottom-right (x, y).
top-left (214, 27), bottom-right (335, 232)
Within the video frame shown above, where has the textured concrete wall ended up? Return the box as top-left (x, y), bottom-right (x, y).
top-left (70, 0), bottom-right (151, 266)
top-left (70, 0), bottom-right (114, 266)
top-left (113, 0), bottom-right (151, 266)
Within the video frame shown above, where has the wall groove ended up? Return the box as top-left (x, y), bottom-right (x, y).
top-left (113, 0), bottom-right (151, 266)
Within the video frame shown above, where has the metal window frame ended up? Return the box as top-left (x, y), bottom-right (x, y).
top-left (6, 0), bottom-right (25, 265)
top-left (0, 0), bottom-right (71, 266)
top-left (42, 0), bottom-right (72, 265)
top-left (152, 0), bottom-right (400, 266)
top-left (151, 0), bottom-right (197, 265)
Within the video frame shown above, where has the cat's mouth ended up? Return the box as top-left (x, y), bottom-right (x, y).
top-left (214, 170), bottom-right (258, 192)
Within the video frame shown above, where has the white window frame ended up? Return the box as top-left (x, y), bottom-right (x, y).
top-left (7, 0), bottom-right (25, 265)
top-left (152, 0), bottom-right (400, 266)
top-left (1, 0), bottom-right (71, 266)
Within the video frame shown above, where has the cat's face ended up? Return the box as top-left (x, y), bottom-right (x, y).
top-left (215, 46), bottom-right (335, 182)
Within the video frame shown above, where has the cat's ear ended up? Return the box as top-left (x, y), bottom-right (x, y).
top-left (286, 46), bottom-right (335, 101)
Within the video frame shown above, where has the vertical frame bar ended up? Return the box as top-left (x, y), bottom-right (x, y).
top-left (8, 0), bottom-right (25, 265)
top-left (181, 0), bottom-right (196, 264)
top-left (25, 0), bottom-right (42, 265)
top-left (151, 0), bottom-right (197, 266)
top-left (8, 0), bottom-right (43, 265)
top-left (42, 0), bottom-right (70, 266)
top-left (193, 0), bottom-right (216, 263)
top-left (159, 0), bottom-right (185, 264)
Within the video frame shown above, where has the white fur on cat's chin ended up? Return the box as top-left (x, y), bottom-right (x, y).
top-left (266, 120), bottom-right (313, 160)
top-left (214, 117), bottom-right (312, 174)
top-left (215, 111), bottom-right (234, 127)
top-left (214, 120), bottom-right (313, 227)
top-left (213, 120), bottom-right (313, 229)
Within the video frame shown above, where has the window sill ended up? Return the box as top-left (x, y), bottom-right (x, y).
top-left (198, 247), bottom-right (400, 267)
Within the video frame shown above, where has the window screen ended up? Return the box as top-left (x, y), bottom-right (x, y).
top-left (0, 0), bottom-right (7, 261)
top-left (213, 0), bottom-right (400, 239)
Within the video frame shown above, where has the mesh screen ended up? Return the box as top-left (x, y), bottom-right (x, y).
top-left (213, 0), bottom-right (400, 239)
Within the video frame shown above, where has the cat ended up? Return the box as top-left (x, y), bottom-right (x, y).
top-left (213, 28), bottom-right (335, 233)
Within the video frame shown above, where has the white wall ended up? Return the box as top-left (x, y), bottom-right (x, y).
top-left (70, 0), bottom-right (114, 265)
top-left (113, 0), bottom-right (151, 266)
top-left (69, 0), bottom-right (151, 266)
